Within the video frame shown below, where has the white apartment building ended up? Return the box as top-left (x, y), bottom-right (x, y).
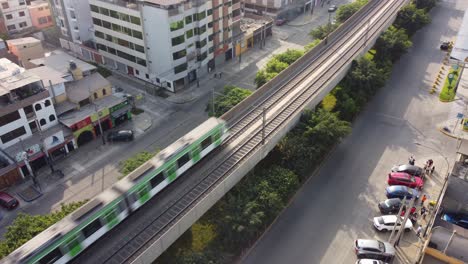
top-left (89, 0), bottom-right (241, 92)
top-left (49, 0), bottom-right (94, 44)
top-left (0, 0), bottom-right (32, 33)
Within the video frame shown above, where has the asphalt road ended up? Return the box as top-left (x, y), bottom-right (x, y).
top-left (241, 1), bottom-right (466, 263)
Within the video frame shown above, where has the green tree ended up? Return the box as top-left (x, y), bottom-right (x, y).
top-left (414, 0), bottom-right (436, 11)
top-left (335, 0), bottom-right (368, 23)
top-left (0, 201), bottom-right (88, 258)
top-left (304, 39), bottom-right (321, 52)
top-left (206, 85), bottom-right (252, 117)
top-left (344, 56), bottom-right (387, 100)
top-left (394, 4), bottom-right (430, 36)
top-left (119, 151), bottom-right (156, 177)
top-left (265, 58), bottom-right (289, 74)
top-left (332, 86), bottom-right (359, 121)
top-left (274, 49), bottom-right (304, 65)
top-left (309, 23), bottom-right (339, 40)
top-left (321, 94), bottom-right (337, 111)
top-left (374, 26), bottom-right (412, 62)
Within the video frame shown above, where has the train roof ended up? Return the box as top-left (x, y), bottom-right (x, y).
top-left (2, 118), bottom-right (225, 263)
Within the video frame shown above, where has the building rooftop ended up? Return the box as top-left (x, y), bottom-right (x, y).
top-left (0, 58), bottom-right (24, 80)
top-left (27, 66), bottom-right (67, 86)
top-left (451, 8), bottom-right (468, 61)
top-left (3, 124), bottom-right (72, 160)
top-left (29, 50), bottom-right (96, 76)
top-left (0, 70), bottom-right (41, 96)
top-left (142, 0), bottom-right (184, 6)
top-left (425, 226), bottom-right (468, 263)
top-left (66, 73), bottom-right (111, 102)
top-left (240, 15), bottom-right (272, 36)
top-left (27, 0), bottom-right (49, 8)
top-left (94, 0), bottom-right (140, 10)
top-left (59, 95), bottom-right (125, 127)
top-left (6, 37), bottom-right (41, 47)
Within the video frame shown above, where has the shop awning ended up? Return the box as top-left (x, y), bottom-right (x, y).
top-left (111, 105), bottom-right (132, 118)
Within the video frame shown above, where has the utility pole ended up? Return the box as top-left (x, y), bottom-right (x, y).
top-left (95, 103), bottom-right (106, 145)
top-left (391, 197), bottom-right (416, 246)
top-left (388, 197), bottom-right (407, 242)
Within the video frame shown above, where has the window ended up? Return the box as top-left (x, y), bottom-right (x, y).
top-left (18, 11), bottom-right (24, 17)
top-left (96, 43), bottom-right (107, 52)
top-left (196, 11), bottom-right (206, 21)
top-left (120, 13), bottom-right (130, 22)
top-left (38, 7), bottom-right (43, 11)
top-left (196, 38), bottom-right (207, 48)
top-left (99, 7), bottom-right (109, 16)
top-left (207, 9), bottom-right (213, 15)
top-left (135, 69), bottom-right (139, 75)
top-left (130, 16), bottom-right (140, 25)
top-left (201, 136), bottom-right (212, 150)
top-left (110, 10), bottom-right (119, 19)
top-left (145, 73), bottom-right (149, 79)
top-left (90, 4), bottom-right (99, 13)
top-left (18, 0), bottom-right (25, 5)
top-left (0, 126), bottom-right (26, 143)
top-left (35, 104), bottom-right (42, 111)
top-left (95, 30), bottom-right (104, 39)
top-left (92, 18), bottom-right (102, 26)
top-left (107, 47), bottom-right (116, 55)
top-left (171, 35), bottom-right (184, 46)
top-left (5, 14), bottom-right (12, 20)
top-left (0, 111), bottom-right (20, 126)
top-left (169, 20), bottom-right (184, 31)
top-left (47, 16), bottom-right (52, 22)
top-left (135, 44), bottom-right (144, 53)
top-left (199, 25), bottom-right (206, 34)
top-left (111, 23), bottom-right (121, 32)
top-left (132, 30), bottom-right (142, 39)
top-left (177, 153), bottom-right (190, 168)
top-left (197, 51), bottom-right (207, 62)
top-left (102, 21), bottom-right (111, 29)
top-left (136, 58), bottom-right (146, 67)
top-left (185, 15), bottom-right (192, 24)
top-left (37, 248), bottom-right (63, 264)
top-left (186, 29), bottom-right (193, 38)
top-left (174, 63), bottom-right (187, 74)
top-left (102, 89), bottom-right (107, 95)
top-left (82, 219), bottom-right (102, 238)
top-left (122, 26), bottom-right (132, 36)
top-left (29, 121), bottom-right (37, 132)
top-left (44, 100), bottom-right (51, 107)
top-left (1, 2), bottom-right (9, 9)
top-left (172, 49), bottom-right (186, 60)
top-left (208, 22), bottom-right (213, 28)
top-left (38, 17), bottom-right (48, 24)
top-left (150, 173), bottom-right (164, 188)
top-left (40, 119), bottom-right (46, 126)
top-left (19, 22), bottom-right (27, 28)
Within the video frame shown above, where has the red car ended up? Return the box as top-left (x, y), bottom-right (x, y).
top-left (0, 192), bottom-right (19, 210)
top-left (275, 18), bottom-right (287, 26)
top-left (387, 172), bottom-right (423, 189)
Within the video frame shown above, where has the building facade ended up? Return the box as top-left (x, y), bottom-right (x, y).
top-left (27, 0), bottom-right (53, 30)
top-left (6, 36), bottom-right (44, 69)
top-left (89, 0), bottom-right (241, 92)
top-left (0, 0), bottom-right (33, 34)
top-left (49, 0), bottom-right (94, 44)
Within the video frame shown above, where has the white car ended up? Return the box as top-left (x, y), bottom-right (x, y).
top-left (356, 259), bottom-right (388, 264)
top-left (373, 215), bottom-right (413, 232)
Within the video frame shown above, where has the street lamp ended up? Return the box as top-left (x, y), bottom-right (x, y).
top-left (414, 142), bottom-right (451, 238)
top-left (325, 6), bottom-right (337, 45)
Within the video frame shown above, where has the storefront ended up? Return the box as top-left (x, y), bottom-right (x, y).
top-left (110, 101), bottom-right (132, 127)
top-left (91, 107), bottom-right (112, 136)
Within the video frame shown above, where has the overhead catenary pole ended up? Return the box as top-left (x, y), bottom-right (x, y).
top-left (388, 196), bottom-right (407, 243)
top-left (392, 197), bottom-right (416, 246)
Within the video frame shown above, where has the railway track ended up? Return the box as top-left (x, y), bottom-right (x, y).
top-left (72, 0), bottom-right (407, 263)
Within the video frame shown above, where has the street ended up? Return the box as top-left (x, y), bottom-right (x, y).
top-left (241, 0), bottom-right (466, 263)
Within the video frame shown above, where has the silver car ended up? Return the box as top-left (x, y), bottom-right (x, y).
top-left (354, 239), bottom-right (395, 261)
top-left (355, 259), bottom-right (388, 264)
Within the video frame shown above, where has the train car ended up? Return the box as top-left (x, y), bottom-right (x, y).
top-left (2, 118), bottom-right (228, 264)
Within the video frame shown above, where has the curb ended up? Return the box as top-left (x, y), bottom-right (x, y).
top-left (238, 143), bottom-right (340, 263)
top-left (438, 126), bottom-right (461, 139)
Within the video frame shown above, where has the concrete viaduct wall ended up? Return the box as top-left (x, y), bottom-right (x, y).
top-left (131, 1), bottom-right (408, 263)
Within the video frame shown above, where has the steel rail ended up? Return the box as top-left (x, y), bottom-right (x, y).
top-left (72, 0), bottom-right (404, 263)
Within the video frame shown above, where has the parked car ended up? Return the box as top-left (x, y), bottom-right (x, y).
top-left (391, 164), bottom-right (423, 177)
top-left (386, 185), bottom-right (419, 200)
top-left (355, 259), bottom-right (387, 264)
top-left (354, 239), bottom-right (395, 261)
top-left (387, 172), bottom-right (423, 189)
top-left (107, 130), bottom-right (134, 142)
top-left (275, 18), bottom-right (287, 26)
top-left (378, 198), bottom-right (403, 214)
top-left (373, 215), bottom-right (413, 232)
top-left (328, 5), bottom-right (338, 12)
top-left (0, 192), bottom-right (19, 210)
top-left (440, 41), bottom-right (450, 51)
top-left (442, 213), bottom-right (468, 229)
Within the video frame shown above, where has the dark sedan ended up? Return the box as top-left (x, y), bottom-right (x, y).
top-left (385, 185), bottom-right (419, 200)
top-left (107, 130), bottom-right (134, 142)
top-left (391, 164), bottom-right (423, 177)
top-left (378, 198), bottom-right (403, 214)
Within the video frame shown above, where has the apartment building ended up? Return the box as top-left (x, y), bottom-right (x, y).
top-left (0, 0), bottom-right (33, 34)
top-left (243, 0), bottom-right (293, 15)
top-left (6, 36), bottom-right (44, 69)
top-left (49, 0), bottom-right (94, 44)
top-left (27, 0), bottom-right (53, 30)
top-left (89, 0), bottom-right (241, 92)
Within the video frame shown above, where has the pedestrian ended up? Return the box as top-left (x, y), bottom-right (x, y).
top-left (416, 226), bottom-right (423, 237)
top-left (422, 210), bottom-right (428, 221)
top-left (197, 79), bottom-right (200, 87)
top-left (214, 73), bottom-right (217, 79)
top-left (420, 206), bottom-right (426, 215)
top-left (219, 72), bottom-right (222, 78)
top-left (409, 156), bottom-right (415, 165)
top-left (431, 166), bottom-right (435, 175)
top-left (421, 194), bottom-right (427, 206)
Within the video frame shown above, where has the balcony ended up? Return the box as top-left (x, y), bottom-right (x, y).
top-left (0, 89), bottom-right (49, 117)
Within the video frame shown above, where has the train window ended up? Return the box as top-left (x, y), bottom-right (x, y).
top-left (177, 152), bottom-right (190, 168)
top-left (82, 219), bottom-right (103, 238)
top-left (201, 136), bottom-right (212, 150)
top-left (213, 130), bottom-right (221, 141)
top-left (150, 172), bottom-right (164, 188)
top-left (103, 208), bottom-right (119, 227)
top-left (63, 235), bottom-right (81, 256)
top-left (117, 200), bottom-right (127, 213)
top-left (38, 247), bottom-right (63, 264)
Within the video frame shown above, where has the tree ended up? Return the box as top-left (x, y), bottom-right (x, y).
top-left (0, 201), bottom-right (88, 258)
top-left (309, 23), bottom-right (339, 40)
top-left (274, 49), bottom-right (304, 65)
top-left (414, 0), bottom-right (436, 11)
top-left (374, 26), bottom-right (412, 62)
top-left (335, 0), bottom-right (368, 23)
top-left (119, 151), bottom-right (156, 177)
top-left (394, 4), bottom-right (430, 36)
top-left (332, 86), bottom-right (359, 121)
top-left (344, 56), bottom-right (387, 100)
top-left (321, 94), bottom-right (337, 111)
top-left (265, 58), bottom-right (289, 74)
top-left (206, 85), bottom-right (252, 117)
top-left (304, 39), bottom-right (321, 52)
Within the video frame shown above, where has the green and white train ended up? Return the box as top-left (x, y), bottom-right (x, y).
top-left (3, 118), bottom-right (228, 264)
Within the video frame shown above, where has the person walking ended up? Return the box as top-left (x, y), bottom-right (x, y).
top-left (409, 156), bottom-right (415, 165)
top-left (421, 194), bottom-right (427, 206)
top-left (416, 226), bottom-right (423, 237)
